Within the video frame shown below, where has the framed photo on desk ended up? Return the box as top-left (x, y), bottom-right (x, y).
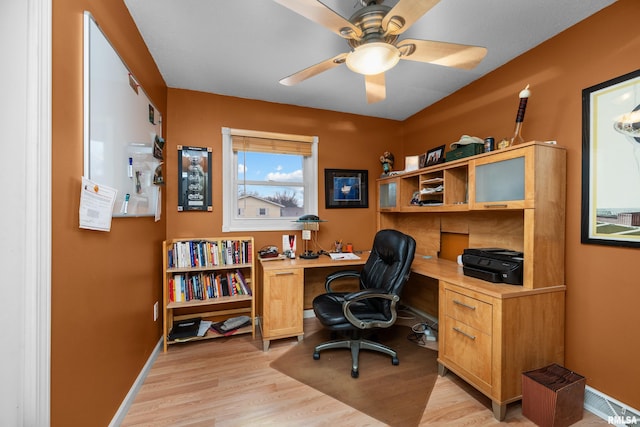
top-left (324, 168), bottom-right (368, 209)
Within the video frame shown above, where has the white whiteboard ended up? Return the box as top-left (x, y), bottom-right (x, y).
top-left (83, 12), bottom-right (162, 217)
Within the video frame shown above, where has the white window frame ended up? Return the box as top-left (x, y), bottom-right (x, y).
top-left (222, 127), bottom-right (318, 232)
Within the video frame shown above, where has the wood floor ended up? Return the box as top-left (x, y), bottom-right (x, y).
top-left (122, 317), bottom-right (607, 426)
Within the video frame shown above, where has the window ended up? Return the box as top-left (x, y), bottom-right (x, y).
top-left (222, 128), bottom-right (318, 231)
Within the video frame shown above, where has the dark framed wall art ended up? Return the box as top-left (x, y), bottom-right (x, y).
top-left (177, 145), bottom-right (213, 211)
top-left (324, 169), bottom-right (368, 209)
top-left (581, 68), bottom-right (640, 247)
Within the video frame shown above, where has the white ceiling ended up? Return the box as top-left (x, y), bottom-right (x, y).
top-left (123, 0), bottom-right (616, 121)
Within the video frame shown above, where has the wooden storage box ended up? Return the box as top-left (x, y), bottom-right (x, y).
top-left (445, 143), bottom-right (484, 161)
top-left (522, 364), bottom-right (585, 427)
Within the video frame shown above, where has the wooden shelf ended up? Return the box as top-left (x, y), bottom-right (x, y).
top-left (397, 203), bottom-right (469, 213)
top-left (166, 294), bottom-right (253, 309)
top-left (166, 324), bottom-right (253, 347)
top-left (162, 237), bottom-right (256, 352)
top-left (167, 262), bottom-right (253, 274)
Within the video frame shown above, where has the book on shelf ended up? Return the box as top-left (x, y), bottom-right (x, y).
top-left (168, 239), bottom-right (253, 269)
top-left (235, 269), bottom-right (251, 295)
top-left (219, 273), bottom-right (230, 297)
top-left (168, 268), bottom-right (251, 302)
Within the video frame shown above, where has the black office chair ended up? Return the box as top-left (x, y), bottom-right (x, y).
top-left (312, 229), bottom-right (416, 378)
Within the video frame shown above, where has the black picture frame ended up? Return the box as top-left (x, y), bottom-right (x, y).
top-left (177, 145), bottom-right (213, 212)
top-left (324, 169), bottom-right (368, 209)
top-left (425, 145), bottom-right (445, 167)
top-left (581, 68), bottom-right (640, 247)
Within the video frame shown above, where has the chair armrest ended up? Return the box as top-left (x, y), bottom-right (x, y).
top-left (325, 270), bottom-right (361, 293)
top-left (342, 287), bottom-right (386, 302)
top-left (342, 289), bottom-right (400, 330)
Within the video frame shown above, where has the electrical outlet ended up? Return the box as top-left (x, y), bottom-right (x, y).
top-left (153, 302), bottom-right (158, 321)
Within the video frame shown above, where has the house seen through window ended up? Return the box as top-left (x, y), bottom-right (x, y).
top-left (222, 128), bottom-right (318, 232)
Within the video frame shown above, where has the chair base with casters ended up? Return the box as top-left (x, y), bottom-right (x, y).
top-left (311, 229), bottom-right (416, 378)
top-left (313, 330), bottom-right (399, 378)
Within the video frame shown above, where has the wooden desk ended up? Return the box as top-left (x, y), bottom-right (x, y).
top-left (260, 255), bottom-right (367, 270)
top-left (411, 256), bottom-right (566, 420)
top-left (375, 144), bottom-right (568, 420)
top-left (258, 253), bottom-right (565, 420)
top-left (257, 255), bottom-right (366, 351)
top-left (411, 256), bottom-right (566, 298)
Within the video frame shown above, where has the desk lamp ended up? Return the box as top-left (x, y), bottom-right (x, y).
top-left (295, 216), bottom-right (325, 259)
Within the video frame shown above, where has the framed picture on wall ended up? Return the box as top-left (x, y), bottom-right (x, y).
top-left (324, 169), bottom-right (368, 209)
top-left (581, 68), bottom-right (640, 247)
top-left (177, 145), bottom-right (213, 211)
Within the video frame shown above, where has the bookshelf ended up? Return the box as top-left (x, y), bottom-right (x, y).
top-left (162, 237), bottom-right (255, 352)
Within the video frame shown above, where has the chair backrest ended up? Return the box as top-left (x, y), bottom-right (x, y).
top-left (359, 229), bottom-right (416, 317)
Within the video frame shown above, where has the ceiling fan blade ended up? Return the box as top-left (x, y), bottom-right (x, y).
top-left (382, 0), bottom-right (440, 36)
top-left (397, 39), bottom-right (487, 70)
top-left (274, 0), bottom-right (362, 39)
top-left (279, 53), bottom-right (348, 86)
top-left (365, 73), bottom-right (386, 104)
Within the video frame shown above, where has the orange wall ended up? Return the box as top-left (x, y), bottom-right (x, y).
top-left (50, 0), bottom-right (640, 425)
top-left (403, 0), bottom-right (640, 409)
top-left (52, 0), bottom-right (167, 425)
top-left (165, 88), bottom-right (402, 252)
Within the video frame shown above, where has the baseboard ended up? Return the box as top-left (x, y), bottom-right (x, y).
top-left (303, 309), bottom-right (316, 319)
top-left (109, 337), bottom-right (163, 427)
top-left (584, 385), bottom-right (640, 426)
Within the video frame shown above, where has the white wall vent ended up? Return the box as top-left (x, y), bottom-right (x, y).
top-left (584, 385), bottom-right (639, 426)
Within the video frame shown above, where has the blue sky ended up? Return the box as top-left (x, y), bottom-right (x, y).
top-left (238, 152), bottom-right (302, 182)
top-left (237, 152), bottom-right (304, 206)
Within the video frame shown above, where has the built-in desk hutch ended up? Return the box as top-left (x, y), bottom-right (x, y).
top-left (377, 142), bottom-right (567, 420)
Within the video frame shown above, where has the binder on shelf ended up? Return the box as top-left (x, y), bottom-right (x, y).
top-left (168, 317), bottom-right (201, 341)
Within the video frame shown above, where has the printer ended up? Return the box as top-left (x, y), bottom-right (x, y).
top-left (462, 248), bottom-right (524, 285)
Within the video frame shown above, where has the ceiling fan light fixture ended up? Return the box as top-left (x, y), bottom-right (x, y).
top-left (346, 42), bottom-right (400, 75)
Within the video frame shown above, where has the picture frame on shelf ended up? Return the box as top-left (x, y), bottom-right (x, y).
top-left (324, 168), bottom-right (368, 209)
top-left (177, 145), bottom-right (213, 212)
top-left (405, 155), bottom-right (420, 172)
top-left (425, 145), bottom-right (446, 167)
top-left (581, 68), bottom-right (640, 247)
top-left (419, 152), bottom-right (428, 168)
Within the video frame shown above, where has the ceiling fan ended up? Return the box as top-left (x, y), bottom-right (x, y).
top-left (274, 0), bottom-right (487, 103)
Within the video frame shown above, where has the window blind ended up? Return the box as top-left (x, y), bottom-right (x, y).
top-left (230, 129), bottom-right (313, 156)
